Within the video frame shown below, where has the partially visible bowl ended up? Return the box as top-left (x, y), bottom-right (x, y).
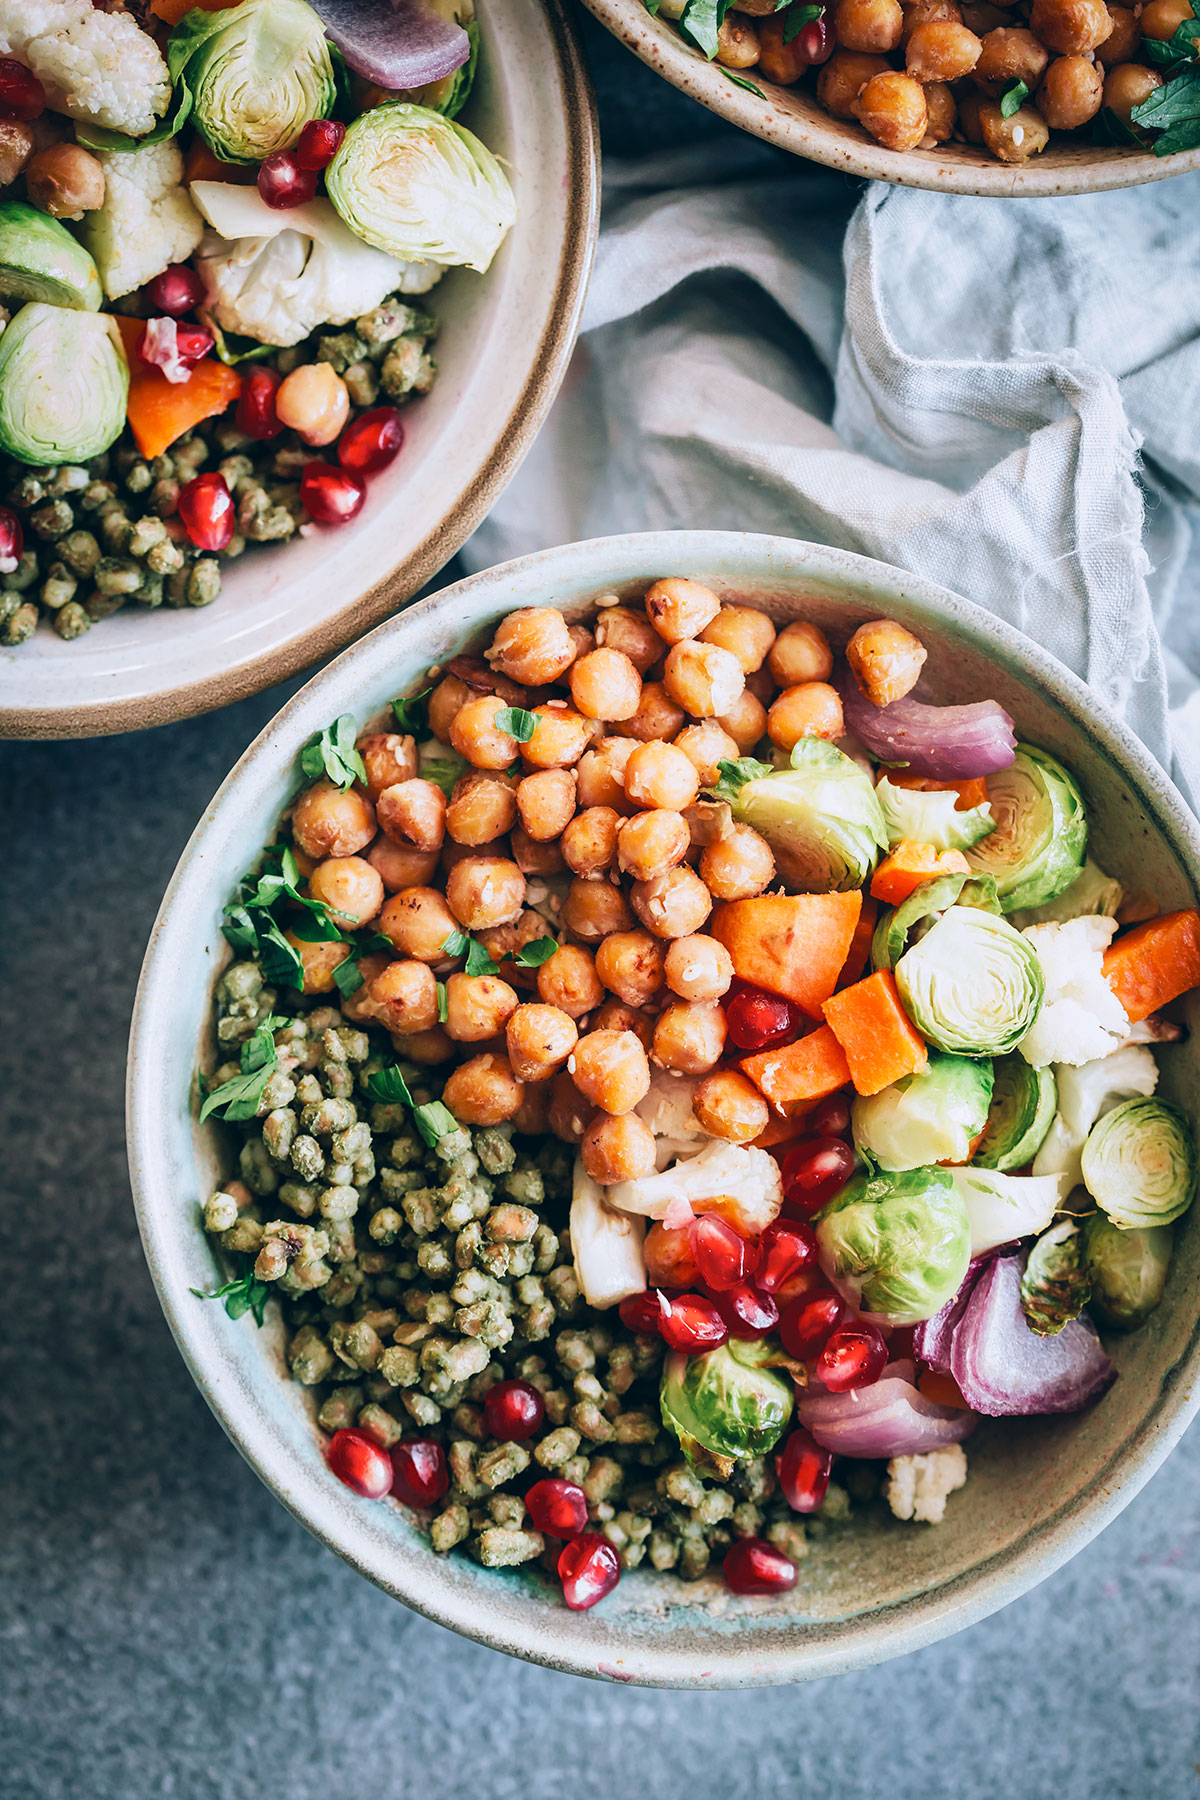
top-left (0, 0), bottom-right (598, 740)
top-left (128, 531), bottom-right (1200, 1687)
top-left (580, 0), bottom-right (1200, 197)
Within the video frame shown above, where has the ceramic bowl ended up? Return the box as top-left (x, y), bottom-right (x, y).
top-left (128, 531), bottom-right (1200, 1687)
top-left (580, 0), bottom-right (1200, 198)
top-left (0, 0), bottom-right (598, 741)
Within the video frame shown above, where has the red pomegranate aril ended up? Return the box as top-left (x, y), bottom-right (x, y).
top-left (725, 985), bottom-right (801, 1052)
top-left (777, 1427), bottom-right (833, 1514)
top-left (797, 13), bottom-right (834, 62)
top-left (0, 504), bottom-right (22, 574)
top-left (781, 1135), bottom-right (855, 1217)
top-left (300, 461), bottom-right (365, 525)
top-left (723, 1537), bottom-right (797, 1596)
top-left (482, 1378), bottom-right (545, 1441)
top-left (714, 1280), bottom-right (779, 1340)
top-left (391, 1437), bottom-right (450, 1508)
top-left (755, 1220), bottom-right (818, 1295)
top-left (778, 1288), bottom-right (846, 1361)
top-left (558, 1533), bottom-right (621, 1610)
top-left (338, 405), bottom-right (404, 474)
top-left (816, 1321), bottom-right (888, 1393)
top-left (691, 1213), bottom-right (758, 1291)
top-left (178, 471), bottom-right (234, 551)
top-left (145, 263), bottom-right (205, 317)
top-left (296, 116), bottom-right (347, 169)
top-left (809, 1093), bottom-right (851, 1139)
top-left (257, 149), bottom-right (319, 209)
top-left (0, 59), bottom-right (45, 121)
top-left (236, 365), bottom-right (284, 440)
top-left (526, 1477), bottom-right (589, 1538)
top-left (328, 1427), bottom-right (394, 1499)
top-left (618, 1291), bottom-right (663, 1336)
top-left (658, 1291), bottom-right (728, 1355)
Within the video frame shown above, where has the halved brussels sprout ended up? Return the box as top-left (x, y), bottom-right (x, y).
top-left (1013, 857), bottom-right (1123, 929)
top-left (1082, 1213), bottom-right (1172, 1329)
top-left (709, 740), bottom-right (888, 894)
top-left (948, 1165), bottom-right (1071, 1255)
top-left (660, 1340), bottom-right (794, 1473)
top-left (871, 870), bottom-right (1002, 971)
top-left (0, 303), bottom-right (129, 465)
top-left (895, 907), bottom-right (1044, 1057)
top-left (0, 202), bottom-right (102, 312)
top-left (327, 103), bottom-right (516, 273)
top-left (171, 0), bottom-right (337, 165)
top-left (1081, 1097), bottom-right (1197, 1229)
top-left (974, 1055), bottom-right (1057, 1172)
top-left (396, 0), bottom-right (479, 118)
top-left (965, 744), bottom-right (1087, 914)
top-left (1033, 1044), bottom-right (1158, 1189)
top-left (1019, 1219), bottom-right (1090, 1337)
top-left (852, 1052), bottom-right (994, 1172)
top-left (814, 1166), bottom-right (971, 1325)
top-left (875, 776), bottom-right (995, 853)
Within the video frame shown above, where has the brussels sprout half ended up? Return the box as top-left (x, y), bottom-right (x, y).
top-left (895, 906), bottom-right (1044, 1057)
top-left (0, 202), bottom-right (102, 312)
top-left (709, 739), bottom-right (888, 894)
top-left (852, 1052), bottom-right (994, 1172)
top-left (1081, 1097), bottom-right (1198, 1230)
top-left (814, 1166), bottom-right (971, 1325)
top-left (1019, 1219), bottom-right (1091, 1337)
top-left (974, 1054), bottom-right (1057, 1172)
top-left (875, 776), bottom-right (996, 853)
top-left (1012, 856), bottom-right (1123, 929)
top-left (965, 744), bottom-right (1087, 915)
top-left (170, 0), bottom-right (337, 166)
top-left (0, 303), bottom-right (129, 466)
top-left (871, 870), bottom-right (1002, 971)
top-left (1082, 1213), bottom-right (1173, 1329)
top-left (660, 1340), bottom-right (794, 1472)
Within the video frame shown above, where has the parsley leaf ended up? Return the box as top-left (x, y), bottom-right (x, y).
top-left (1093, 104), bottom-right (1144, 145)
top-left (421, 749), bottom-right (470, 797)
top-left (464, 938), bottom-right (500, 977)
top-left (392, 688), bottom-right (432, 734)
top-left (1132, 63), bottom-right (1200, 152)
top-left (191, 1270), bottom-right (271, 1327)
top-left (333, 956), bottom-right (366, 998)
top-left (366, 1064), bottom-right (462, 1148)
top-left (254, 914), bottom-right (306, 989)
top-left (511, 936), bottom-right (558, 968)
top-left (679, 0), bottom-right (734, 56)
top-left (494, 706), bottom-right (538, 743)
top-left (644, 0), bottom-right (662, 12)
top-left (1000, 78), bottom-right (1029, 117)
top-left (782, 2), bottom-right (822, 41)
top-left (436, 980), bottom-right (448, 1023)
top-left (200, 1016), bottom-right (287, 1122)
top-left (1143, 0), bottom-right (1200, 63)
top-left (299, 713), bottom-right (368, 790)
top-left (440, 927), bottom-right (470, 959)
top-left (722, 67), bottom-right (765, 91)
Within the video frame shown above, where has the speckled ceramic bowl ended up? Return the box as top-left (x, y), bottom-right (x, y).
top-left (581, 0), bottom-right (1200, 197)
top-left (0, 0), bottom-right (598, 741)
top-left (128, 531), bottom-right (1200, 1687)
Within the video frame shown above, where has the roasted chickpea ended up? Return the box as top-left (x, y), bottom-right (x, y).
top-left (562, 806), bottom-right (622, 875)
top-left (449, 694), bottom-right (523, 770)
top-left (442, 1053), bottom-right (525, 1125)
top-left (618, 681), bottom-right (687, 745)
top-left (594, 929), bottom-right (666, 1007)
top-left (445, 770), bottom-right (519, 846)
top-left (624, 740), bottom-right (701, 811)
top-left (563, 876), bottom-right (634, 942)
top-left (699, 822), bottom-right (776, 901)
top-left (663, 933), bottom-right (734, 1001)
top-left (1102, 59), bottom-right (1161, 119)
top-left (1038, 52), bottom-right (1103, 124)
top-left (366, 837), bottom-right (439, 893)
top-left (979, 98), bottom-right (1050, 157)
top-left (568, 622), bottom-right (596, 660)
top-left (757, 11), bottom-right (819, 77)
top-left (644, 576), bottom-right (722, 645)
top-left (308, 855), bottom-right (385, 926)
top-left (376, 778), bottom-right (447, 852)
top-left (836, 0), bottom-right (905, 50)
top-left (975, 24), bottom-right (1050, 89)
top-left (549, 1070), bottom-right (592, 1144)
top-left (767, 681), bottom-right (845, 750)
top-left (428, 674), bottom-right (471, 744)
top-left (1141, 0), bottom-right (1191, 32)
top-left (391, 1026), bottom-right (456, 1065)
top-left (292, 779), bottom-right (376, 859)
top-left (275, 361), bottom-right (349, 446)
top-left (716, 689), bottom-right (769, 754)
top-left (517, 767), bottom-right (577, 841)
top-left (631, 865), bottom-right (712, 940)
top-left (513, 1082), bottom-right (552, 1137)
top-left (588, 1001), bottom-right (650, 1048)
top-left (537, 942), bottom-right (605, 1017)
top-left (569, 647), bottom-right (643, 722)
top-left (593, 605), bottom-right (663, 674)
top-left (651, 999), bottom-right (727, 1075)
top-left (357, 732), bottom-right (417, 798)
top-left (1029, 0), bottom-right (1112, 49)
top-left (581, 1110), bottom-right (656, 1183)
top-left (854, 71), bottom-right (929, 150)
top-left (816, 48), bottom-right (892, 114)
top-left (699, 611), bottom-right (774, 680)
top-left (571, 1028), bottom-right (652, 1114)
top-left (286, 933), bottom-right (353, 995)
top-left (768, 620), bottom-right (834, 687)
top-left (845, 618), bottom-right (927, 707)
top-left (716, 10), bottom-right (762, 62)
top-left (0, 120), bottom-right (34, 189)
top-left (505, 1003), bottom-right (579, 1081)
top-left (693, 1069), bottom-right (771, 1143)
top-left (338, 951), bottom-right (392, 1025)
top-left (957, 90), bottom-right (986, 139)
top-left (899, 0), bottom-right (962, 44)
top-left (921, 81), bottom-right (958, 141)
top-left (369, 959), bottom-right (439, 1033)
top-left (444, 972), bottom-right (520, 1042)
top-left (475, 908), bottom-right (549, 972)
top-left (617, 810), bottom-right (691, 882)
top-left (1097, 3), bottom-right (1140, 60)
top-left (485, 607), bottom-right (576, 685)
top-left (378, 886), bottom-right (459, 962)
top-left (673, 720), bottom-right (741, 786)
top-left (24, 142), bottom-right (105, 219)
top-left (445, 856), bottom-right (526, 931)
top-left (510, 827), bottom-right (566, 876)
top-left (576, 737), bottom-right (637, 812)
top-left (522, 703), bottom-right (592, 771)
top-left (662, 640), bottom-right (746, 720)
top-left (961, 0), bottom-right (1009, 26)
top-left (905, 16), bottom-right (981, 73)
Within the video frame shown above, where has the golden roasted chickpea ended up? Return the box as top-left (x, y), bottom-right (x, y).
top-left (592, 1000), bottom-right (655, 1048)
top-left (1038, 53), bottom-right (1103, 124)
top-left (921, 81), bottom-right (958, 141)
top-left (378, 886), bottom-right (459, 962)
top-left (581, 1109), bottom-right (657, 1183)
top-left (1097, 3), bottom-right (1140, 60)
top-left (571, 1028), bottom-right (652, 1114)
top-left (522, 703), bottom-right (593, 771)
top-left (617, 809), bottom-right (691, 883)
top-left (1029, 0), bottom-right (1112, 49)
top-left (338, 951), bottom-right (392, 1025)
top-left (846, 618), bottom-right (928, 707)
top-left (428, 674), bottom-right (472, 744)
top-left (446, 770), bottom-right (519, 846)
top-left (366, 836), bottom-right (439, 893)
top-left (899, 0), bottom-right (962, 43)
top-left (716, 10), bottom-right (762, 63)
top-left (693, 1069), bottom-right (771, 1143)
top-left (854, 71), bottom-right (929, 149)
top-left (594, 928), bottom-right (666, 1006)
top-left (593, 605), bottom-right (664, 674)
top-left (517, 767), bottom-right (577, 841)
top-left (275, 361), bottom-right (349, 447)
top-left (476, 909), bottom-right (551, 981)
top-left (624, 740), bottom-right (701, 812)
top-left (631, 865), bottom-right (712, 940)
top-left (292, 779), bottom-right (376, 860)
top-left (24, 141), bottom-right (105, 219)
top-left (444, 971), bottom-right (520, 1041)
top-left (510, 828), bottom-right (566, 877)
top-left (962, 0), bottom-right (1009, 26)
top-left (663, 933), bottom-right (734, 1000)
top-left (549, 1070), bottom-right (592, 1144)
top-left (485, 607), bottom-right (576, 685)
top-left (768, 619), bottom-right (834, 687)
top-left (513, 1081), bottom-right (552, 1137)
top-left (698, 604), bottom-right (776, 674)
top-left (975, 24), bottom-right (1050, 88)
top-left (391, 1026), bottom-right (456, 1065)
top-left (651, 999), bottom-right (727, 1075)
top-left (644, 576), bottom-right (722, 645)
top-left (618, 681), bottom-right (688, 745)
top-left (979, 98), bottom-right (1050, 157)
top-left (0, 120), bottom-right (34, 190)
top-left (357, 732), bottom-right (417, 798)
top-left (308, 855), bottom-right (385, 927)
top-left (662, 640), bottom-right (746, 721)
top-left (1141, 0), bottom-right (1192, 32)
top-left (562, 805), bottom-right (621, 876)
top-left (699, 821), bottom-right (776, 901)
top-left (1102, 59), bottom-right (1161, 119)
top-left (816, 47), bottom-right (892, 114)
top-left (505, 1002), bottom-right (579, 1081)
top-left (445, 856), bottom-right (526, 931)
top-left (369, 958), bottom-right (439, 1033)
top-left (673, 720), bottom-right (741, 787)
top-left (442, 1053), bottom-right (525, 1125)
top-left (563, 876), bottom-right (634, 942)
top-left (716, 689), bottom-right (770, 754)
top-left (537, 942), bottom-right (604, 1017)
top-left (286, 933), bottom-right (353, 995)
top-left (450, 694), bottom-right (524, 771)
top-left (836, 0), bottom-right (904, 51)
top-left (376, 778), bottom-right (447, 852)
top-left (957, 90), bottom-right (986, 139)
top-left (576, 737), bottom-right (637, 812)
top-left (568, 622), bottom-right (596, 660)
top-left (905, 16), bottom-right (981, 73)
top-left (767, 681), bottom-right (845, 750)
top-left (569, 647), bottom-right (643, 722)
top-left (757, 10), bottom-right (819, 76)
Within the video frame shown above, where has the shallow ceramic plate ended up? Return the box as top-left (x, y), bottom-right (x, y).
top-left (128, 531), bottom-right (1200, 1687)
top-left (0, 0), bottom-right (598, 740)
top-left (581, 0), bottom-right (1200, 197)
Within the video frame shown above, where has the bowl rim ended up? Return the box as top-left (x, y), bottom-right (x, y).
top-left (127, 529), bottom-right (1200, 1687)
top-left (3, 0), bottom-right (600, 743)
top-left (580, 0), bottom-right (1200, 198)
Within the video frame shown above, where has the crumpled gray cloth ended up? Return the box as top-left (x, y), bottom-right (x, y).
top-left (463, 140), bottom-right (1200, 806)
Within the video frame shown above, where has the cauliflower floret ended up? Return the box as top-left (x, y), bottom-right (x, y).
top-left (77, 141), bottom-right (204, 300)
top-left (886, 1445), bottom-right (968, 1525)
top-left (0, 0), bottom-right (170, 136)
top-left (607, 1140), bottom-right (783, 1234)
top-left (1032, 1044), bottom-right (1159, 1188)
top-left (570, 1160), bottom-right (646, 1310)
top-left (1017, 915), bottom-right (1130, 1069)
top-left (634, 1070), bottom-right (705, 1171)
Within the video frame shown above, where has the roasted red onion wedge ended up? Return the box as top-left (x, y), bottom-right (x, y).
top-left (951, 1254), bottom-right (1116, 1415)
top-left (797, 1362), bottom-right (976, 1458)
top-left (837, 671), bottom-right (1017, 780)
top-left (309, 0), bottom-right (470, 89)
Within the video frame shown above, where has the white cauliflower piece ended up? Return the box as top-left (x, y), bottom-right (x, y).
top-left (949, 1167), bottom-right (1072, 1256)
top-left (886, 1445), bottom-right (968, 1524)
top-left (634, 1071), bottom-right (705, 1171)
top-left (0, 0), bottom-right (170, 136)
top-left (1017, 916), bottom-right (1130, 1069)
top-left (607, 1140), bottom-right (783, 1234)
top-left (77, 142), bottom-right (204, 300)
top-left (1032, 1044), bottom-right (1159, 1189)
top-left (570, 1160), bottom-right (646, 1310)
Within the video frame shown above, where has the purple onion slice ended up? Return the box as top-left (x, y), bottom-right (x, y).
top-left (310, 0), bottom-right (470, 89)
top-left (797, 1363), bottom-right (977, 1459)
top-left (951, 1254), bottom-right (1116, 1416)
top-left (837, 671), bottom-right (1017, 781)
top-left (912, 1251), bottom-right (1001, 1374)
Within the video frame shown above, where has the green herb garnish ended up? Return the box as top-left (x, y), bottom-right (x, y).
top-left (299, 714), bottom-right (368, 790)
top-left (1132, 63), bottom-right (1200, 152)
top-left (366, 1064), bottom-right (461, 1148)
top-left (722, 68), bottom-right (765, 91)
top-left (495, 706), bottom-right (537, 743)
top-left (392, 687), bottom-right (432, 734)
top-left (679, 0), bottom-right (734, 56)
top-left (333, 957), bottom-right (366, 998)
top-left (1144, 0), bottom-right (1200, 63)
top-left (436, 980), bottom-right (449, 1023)
top-left (440, 927), bottom-right (470, 958)
top-left (465, 938), bottom-right (501, 977)
top-left (1000, 79), bottom-right (1029, 117)
top-left (511, 936), bottom-right (558, 968)
top-left (191, 1269), bottom-right (271, 1327)
top-left (421, 749), bottom-right (470, 797)
top-left (199, 1016), bottom-right (287, 1123)
top-left (782, 3), bottom-right (822, 39)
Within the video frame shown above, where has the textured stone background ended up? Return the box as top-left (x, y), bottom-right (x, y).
top-left (4, 18), bottom-right (1200, 1796)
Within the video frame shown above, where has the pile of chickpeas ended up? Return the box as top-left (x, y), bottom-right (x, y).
top-left (281, 578), bottom-right (866, 1188)
top-left (672, 0), bottom-right (1187, 161)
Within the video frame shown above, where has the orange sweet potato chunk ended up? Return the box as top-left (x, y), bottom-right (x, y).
top-left (709, 892), bottom-right (862, 1017)
top-left (741, 1025), bottom-right (852, 1113)
top-left (821, 968), bottom-right (928, 1096)
top-left (1102, 910), bottom-right (1200, 1023)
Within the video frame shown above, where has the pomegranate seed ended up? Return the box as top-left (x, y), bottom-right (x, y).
top-left (714, 1280), bottom-right (779, 1339)
top-left (725, 985), bottom-right (801, 1052)
top-left (0, 504), bottom-right (23, 574)
top-left (482, 1378), bottom-right (545, 1441)
top-left (781, 1136), bottom-right (855, 1217)
top-left (0, 58), bottom-right (45, 121)
top-left (296, 116), bottom-right (347, 169)
top-left (691, 1214), bottom-right (758, 1291)
top-left (755, 1220), bottom-right (818, 1295)
top-left (558, 1533), bottom-right (621, 1610)
top-left (145, 263), bottom-right (205, 317)
top-left (526, 1477), bottom-right (589, 1537)
top-left (779, 1289), bottom-right (846, 1361)
top-left (177, 471), bottom-right (234, 551)
top-left (328, 1427), bottom-right (393, 1499)
top-left (816, 1322), bottom-right (888, 1392)
top-left (236, 366), bottom-right (284, 440)
top-left (796, 13), bottom-right (834, 62)
top-left (777, 1427), bottom-right (833, 1514)
top-left (257, 149), bottom-right (318, 209)
top-left (139, 318), bottom-right (213, 380)
top-left (391, 1438), bottom-right (449, 1508)
top-left (658, 1291), bottom-right (728, 1355)
top-left (618, 1291), bottom-right (663, 1335)
top-left (338, 405), bottom-right (404, 474)
top-left (723, 1537), bottom-right (797, 1596)
top-left (300, 461), bottom-right (365, 525)
top-left (809, 1094), bottom-right (851, 1138)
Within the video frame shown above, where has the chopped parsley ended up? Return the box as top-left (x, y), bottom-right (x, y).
top-left (366, 1064), bottom-right (461, 1148)
top-left (464, 938), bottom-right (501, 977)
top-left (391, 687), bottom-right (432, 734)
top-left (722, 68), bottom-right (764, 91)
top-left (199, 1016), bottom-right (288, 1123)
top-left (1132, 63), bottom-right (1200, 153)
top-left (1143, 0), bottom-right (1200, 63)
top-left (1000, 79), bottom-right (1029, 117)
top-left (511, 936), bottom-right (558, 968)
top-left (220, 843), bottom-right (350, 991)
top-left (299, 713), bottom-right (367, 790)
top-left (494, 706), bottom-right (538, 743)
top-left (191, 1270), bottom-right (271, 1327)
top-left (782, 2), bottom-right (822, 41)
